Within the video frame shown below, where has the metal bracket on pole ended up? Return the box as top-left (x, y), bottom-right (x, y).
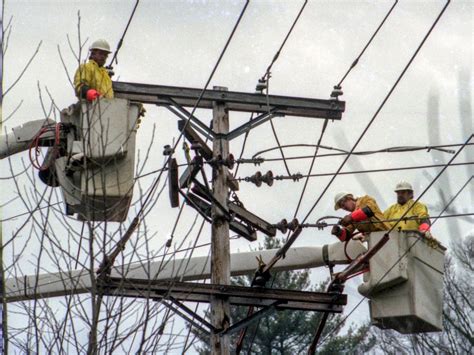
top-left (162, 299), bottom-right (212, 336)
top-left (227, 109), bottom-right (283, 140)
top-left (113, 81), bottom-right (345, 119)
top-left (183, 192), bottom-right (257, 241)
top-left (165, 105), bottom-right (214, 141)
top-left (179, 156), bottom-right (203, 189)
top-left (177, 120), bottom-right (239, 191)
top-left (218, 301), bottom-right (284, 336)
top-left (191, 180), bottom-right (276, 238)
top-left (165, 97), bottom-right (215, 140)
top-left (101, 278), bottom-right (347, 312)
top-left (168, 296), bottom-right (216, 332)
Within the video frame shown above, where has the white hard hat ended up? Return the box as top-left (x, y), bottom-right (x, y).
top-left (394, 181), bottom-right (413, 192)
top-left (334, 192), bottom-right (353, 210)
top-left (89, 39), bottom-right (111, 53)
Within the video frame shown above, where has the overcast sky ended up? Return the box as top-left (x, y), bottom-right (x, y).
top-left (1, 0), bottom-right (473, 341)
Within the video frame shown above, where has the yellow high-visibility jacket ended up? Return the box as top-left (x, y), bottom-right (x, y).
top-left (346, 195), bottom-right (391, 234)
top-left (74, 59), bottom-right (114, 99)
top-left (384, 199), bottom-right (430, 231)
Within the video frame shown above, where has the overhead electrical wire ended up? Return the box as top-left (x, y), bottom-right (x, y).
top-left (300, 0), bottom-right (452, 226)
top-left (249, 142), bottom-right (469, 161)
top-left (302, 212), bottom-right (474, 229)
top-left (231, 161), bottom-right (473, 185)
top-left (260, 0), bottom-right (308, 176)
top-left (336, 0), bottom-right (398, 87)
top-left (97, 1), bottom-right (250, 278)
top-left (316, 160), bottom-right (470, 350)
top-left (130, 142), bottom-right (472, 182)
top-left (108, 0), bottom-right (141, 68)
top-left (234, 0), bottom-right (308, 177)
top-left (288, 0), bottom-right (399, 222)
top-left (260, 0), bottom-right (308, 82)
top-left (292, 120), bottom-right (328, 218)
top-left (247, 1), bottom-right (453, 351)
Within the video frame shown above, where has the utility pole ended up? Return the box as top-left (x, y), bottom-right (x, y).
top-left (210, 86), bottom-right (231, 354)
top-left (0, 81), bottom-right (347, 353)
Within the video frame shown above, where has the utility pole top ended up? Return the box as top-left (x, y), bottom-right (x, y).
top-left (113, 81), bottom-right (345, 119)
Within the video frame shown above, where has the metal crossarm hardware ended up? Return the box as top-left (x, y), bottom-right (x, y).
top-left (113, 81), bottom-right (345, 119)
top-left (101, 278), bottom-right (347, 312)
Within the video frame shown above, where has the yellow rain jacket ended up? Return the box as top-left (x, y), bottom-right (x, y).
top-left (384, 199), bottom-right (430, 231)
top-left (74, 59), bottom-right (114, 99)
top-left (346, 195), bottom-right (391, 234)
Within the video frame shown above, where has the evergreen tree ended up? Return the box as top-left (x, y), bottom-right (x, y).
top-left (192, 237), bottom-right (376, 354)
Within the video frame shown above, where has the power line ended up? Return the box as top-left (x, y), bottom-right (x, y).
top-left (258, 0), bottom-right (309, 177)
top-left (235, 0), bottom-right (308, 179)
top-left (108, 0), bottom-right (141, 68)
top-left (249, 142), bottom-right (470, 162)
top-left (131, 143), bottom-right (471, 181)
top-left (315, 133), bottom-right (469, 351)
top-left (293, 161), bottom-right (473, 179)
top-left (232, 161), bottom-right (473, 185)
top-left (300, 0), bottom-right (452, 225)
top-left (302, 212), bottom-right (474, 229)
top-left (292, 120), bottom-right (329, 218)
top-left (260, 0), bottom-right (308, 82)
top-left (336, 0), bottom-right (398, 87)
top-left (431, 175), bottom-right (473, 225)
top-left (97, 0), bottom-right (250, 279)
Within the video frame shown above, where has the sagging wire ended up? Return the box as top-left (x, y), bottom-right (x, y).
top-left (95, 0), bottom-right (250, 299)
top-left (312, 133), bottom-right (468, 353)
top-left (303, 0), bottom-right (452, 232)
top-left (301, 213), bottom-right (474, 230)
top-left (231, 161), bottom-right (474, 186)
top-left (249, 142), bottom-right (463, 162)
top-left (252, 0), bottom-right (308, 180)
top-left (133, 142), bottom-right (471, 182)
top-left (292, 120), bottom-right (329, 219)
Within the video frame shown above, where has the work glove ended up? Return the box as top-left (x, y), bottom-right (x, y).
top-left (86, 89), bottom-right (100, 101)
top-left (331, 225), bottom-right (350, 242)
top-left (340, 214), bottom-right (353, 226)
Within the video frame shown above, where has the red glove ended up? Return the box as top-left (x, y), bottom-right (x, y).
top-left (86, 89), bottom-right (100, 101)
top-left (418, 223), bottom-right (430, 233)
top-left (331, 225), bottom-right (350, 242)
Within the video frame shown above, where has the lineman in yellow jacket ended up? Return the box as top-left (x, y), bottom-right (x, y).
top-left (331, 192), bottom-right (390, 242)
top-left (74, 39), bottom-right (114, 101)
top-left (384, 181), bottom-right (432, 237)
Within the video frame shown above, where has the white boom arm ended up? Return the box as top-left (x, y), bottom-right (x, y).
top-left (0, 119), bottom-right (56, 159)
top-left (5, 240), bottom-right (366, 302)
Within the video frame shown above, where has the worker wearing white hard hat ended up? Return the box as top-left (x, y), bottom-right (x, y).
top-left (73, 38), bottom-right (114, 101)
top-left (384, 181), bottom-right (432, 238)
top-left (331, 192), bottom-right (390, 242)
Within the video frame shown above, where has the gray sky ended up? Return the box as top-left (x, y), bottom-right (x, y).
top-left (1, 0), bottom-right (473, 346)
